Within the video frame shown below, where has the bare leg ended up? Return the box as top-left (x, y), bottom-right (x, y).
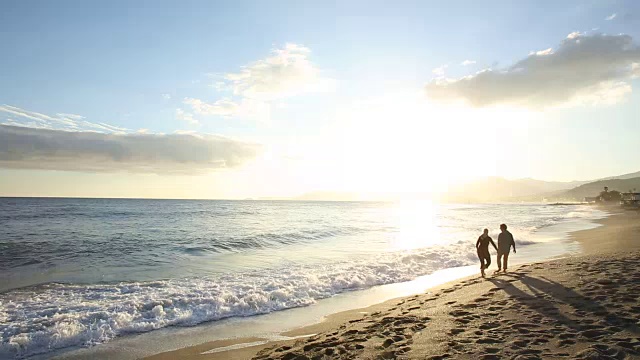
top-left (502, 252), bottom-right (509, 272)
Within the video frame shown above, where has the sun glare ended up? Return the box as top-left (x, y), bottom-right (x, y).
top-left (325, 92), bottom-right (538, 194)
top-left (391, 200), bottom-right (442, 250)
top-left (238, 91), bottom-right (539, 199)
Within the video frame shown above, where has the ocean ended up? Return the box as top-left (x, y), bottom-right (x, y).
top-left (0, 198), bottom-right (607, 358)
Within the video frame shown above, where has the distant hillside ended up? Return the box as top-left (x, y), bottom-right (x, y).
top-left (289, 170), bottom-right (640, 203)
top-left (559, 177), bottom-right (640, 201)
top-left (442, 177), bottom-right (583, 202)
top-left (442, 170), bottom-right (640, 202)
top-left (598, 170), bottom-right (640, 181)
top-left (507, 178), bottom-right (588, 193)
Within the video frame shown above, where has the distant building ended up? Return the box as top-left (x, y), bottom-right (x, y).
top-left (620, 192), bottom-right (640, 207)
top-left (583, 196), bottom-right (598, 203)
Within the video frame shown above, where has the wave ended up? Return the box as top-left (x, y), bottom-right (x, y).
top-left (0, 226), bottom-right (373, 271)
top-left (0, 203), bottom-right (608, 358)
top-left (221, 227), bottom-right (369, 249)
top-left (515, 239), bottom-right (537, 246)
top-left (0, 242), bottom-right (477, 358)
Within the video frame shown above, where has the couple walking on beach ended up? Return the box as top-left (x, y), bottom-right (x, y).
top-left (476, 224), bottom-right (516, 277)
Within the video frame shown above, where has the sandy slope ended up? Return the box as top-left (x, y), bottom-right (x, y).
top-left (255, 253), bottom-right (640, 359)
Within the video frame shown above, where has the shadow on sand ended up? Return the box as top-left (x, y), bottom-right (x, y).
top-left (488, 273), bottom-right (640, 335)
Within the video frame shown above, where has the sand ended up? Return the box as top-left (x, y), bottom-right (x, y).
top-left (147, 207), bottom-right (640, 360)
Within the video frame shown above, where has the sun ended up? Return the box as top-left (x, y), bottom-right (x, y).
top-left (227, 90), bottom-right (537, 199)
top-left (325, 91), bottom-right (537, 194)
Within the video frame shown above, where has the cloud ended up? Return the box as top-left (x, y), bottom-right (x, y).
top-left (182, 97), bottom-right (271, 122)
top-left (175, 108), bottom-right (199, 125)
top-left (605, 13), bottom-right (617, 21)
top-left (461, 60), bottom-right (476, 66)
top-left (183, 97), bottom-right (240, 117)
top-left (532, 48), bottom-right (553, 56)
top-left (432, 64), bottom-right (448, 76)
top-left (0, 105), bottom-right (262, 173)
top-left (566, 31), bottom-right (582, 39)
top-left (176, 44), bottom-right (332, 122)
top-left (425, 33), bottom-right (640, 108)
top-left (1, 105), bottom-right (130, 132)
top-left (220, 43), bottom-right (332, 101)
top-left (0, 125), bottom-right (262, 173)
top-left (162, 93), bottom-right (171, 100)
top-left (57, 113), bottom-right (85, 121)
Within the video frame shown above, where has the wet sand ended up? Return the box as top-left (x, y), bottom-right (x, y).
top-left (147, 207), bottom-right (640, 360)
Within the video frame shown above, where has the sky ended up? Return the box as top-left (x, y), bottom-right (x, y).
top-left (1, 0), bottom-right (640, 199)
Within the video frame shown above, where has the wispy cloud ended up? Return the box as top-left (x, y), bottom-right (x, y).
top-left (221, 43), bottom-right (332, 100)
top-left (0, 105), bottom-right (130, 133)
top-left (175, 108), bottom-right (199, 125)
top-left (566, 31), bottom-right (582, 39)
top-left (460, 60), bottom-right (476, 66)
top-left (432, 64), bottom-right (448, 77)
top-left (425, 33), bottom-right (640, 108)
top-left (162, 93), bottom-right (171, 100)
top-left (605, 13), bottom-right (617, 21)
top-left (0, 124), bottom-right (261, 173)
top-left (531, 48), bottom-right (553, 56)
top-left (0, 105), bottom-right (262, 173)
top-left (183, 98), bottom-right (240, 117)
top-left (181, 44), bottom-right (333, 121)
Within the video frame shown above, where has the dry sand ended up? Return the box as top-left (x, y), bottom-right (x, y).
top-left (147, 207), bottom-right (640, 360)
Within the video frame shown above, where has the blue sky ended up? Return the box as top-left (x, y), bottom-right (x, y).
top-left (1, 0), bottom-right (640, 198)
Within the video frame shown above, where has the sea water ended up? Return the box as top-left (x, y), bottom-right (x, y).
top-left (0, 198), bottom-right (607, 358)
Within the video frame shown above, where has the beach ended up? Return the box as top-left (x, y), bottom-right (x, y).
top-left (6, 200), bottom-right (607, 359)
top-left (145, 207), bottom-right (640, 360)
top-left (5, 2), bottom-right (640, 358)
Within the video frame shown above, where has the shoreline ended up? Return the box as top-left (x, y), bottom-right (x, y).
top-left (143, 269), bottom-right (486, 360)
top-left (134, 206), bottom-right (638, 360)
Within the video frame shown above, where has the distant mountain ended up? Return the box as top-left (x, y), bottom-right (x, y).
top-left (442, 170), bottom-right (640, 202)
top-left (558, 177), bottom-right (640, 201)
top-left (597, 170), bottom-right (640, 181)
top-left (510, 178), bottom-right (588, 193)
top-left (289, 170), bottom-right (640, 203)
top-left (442, 177), bottom-right (584, 202)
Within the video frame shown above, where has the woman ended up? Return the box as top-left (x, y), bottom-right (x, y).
top-left (476, 228), bottom-right (498, 277)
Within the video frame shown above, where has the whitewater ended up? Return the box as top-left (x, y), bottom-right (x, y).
top-left (0, 198), bottom-right (607, 358)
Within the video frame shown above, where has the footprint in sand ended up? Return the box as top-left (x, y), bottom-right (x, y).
top-left (479, 322), bottom-right (500, 330)
top-left (476, 337), bottom-right (502, 344)
top-left (449, 309), bottom-right (473, 317)
top-left (557, 339), bottom-right (576, 347)
top-left (427, 355), bottom-right (450, 360)
top-left (581, 329), bottom-right (608, 340)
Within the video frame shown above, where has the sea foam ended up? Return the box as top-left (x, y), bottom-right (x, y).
top-left (0, 201), bottom-right (608, 358)
top-left (0, 243), bottom-right (474, 358)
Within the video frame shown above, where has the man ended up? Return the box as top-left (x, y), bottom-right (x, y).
top-left (476, 228), bottom-right (498, 277)
top-left (496, 223), bottom-right (516, 273)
